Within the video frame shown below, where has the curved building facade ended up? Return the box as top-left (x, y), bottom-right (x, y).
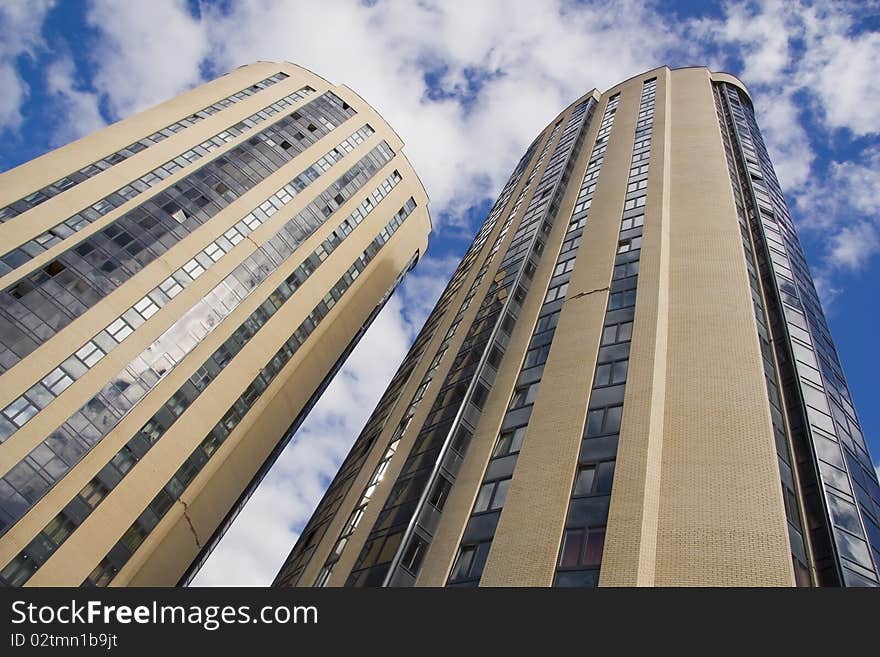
top-left (0, 61), bottom-right (431, 586)
top-left (275, 65), bottom-right (879, 587)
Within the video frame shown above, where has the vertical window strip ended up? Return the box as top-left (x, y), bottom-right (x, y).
top-left (553, 78), bottom-right (655, 588)
top-left (721, 83), bottom-right (880, 586)
top-left (713, 83), bottom-right (811, 585)
top-left (0, 85), bottom-right (317, 273)
top-left (313, 116), bottom-right (566, 587)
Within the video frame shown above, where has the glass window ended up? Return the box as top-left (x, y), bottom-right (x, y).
top-left (574, 466), bottom-right (596, 496)
top-left (80, 479), bottom-right (109, 508)
top-left (602, 326), bottom-right (617, 345)
top-left (535, 311), bottom-right (560, 333)
top-left (611, 360), bottom-right (628, 384)
top-left (468, 542), bottom-right (490, 580)
top-left (582, 527), bottom-right (606, 567)
top-left (509, 382), bottom-right (539, 410)
top-left (451, 545), bottom-right (475, 580)
top-left (559, 530), bottom-right (583, 568)
top-left (604, 406), bottom-right (622, 434)
top-left (494, 426), bottom-right (526, 457)
top-left (471, 383), bottom-right (489, 409)
top-left (473, 484), bottom-right (494, 513)
top-left (427, 477), bottom-right (452, 511)
top-left (401, 537), bottom-right (426, 573)
top-left (492, 479), bottom-right (510, 510)
top-left (585, 409), bottom-right (604, 436)
top-left (595, 461), bottom-right (615, 494)
top-left (524, 345), bottom-right (551, 368)
top-left (473, 479), bottom-right (511, 513)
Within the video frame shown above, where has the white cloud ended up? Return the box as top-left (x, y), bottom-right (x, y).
top-left (812, 274), bottom-right (841, 309)
top-left (44, 56), bottom-right (106, 146)
top-left (826, 148), bottom-right (880, 218)
top-left (708, 0), bottom-right (795, 86)
top-left (827, 222), bottom-right (880, 272)
top-left (753, 88), bottom-right (814, 190)
top-left (800, 4), bottom-right (880, 136)
top-left (0, 0), bottom-right (55, 132)
top-left (796, 147), bottom-right (880, 229)
top-left (795, 147), bottom-right (880, 278)
top-left (85, 0), bottom-right (209, 118)
top-left (0, 65), bottom-right (27, 134)
top-left (191, 292), bottom-right (413, 586)
top-left (76, 0), bottom-right (679, 219)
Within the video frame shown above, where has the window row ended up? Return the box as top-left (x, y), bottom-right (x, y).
top-left (534, 309), bottom-right (560, 335)
top-left (0, 72), bottom-right (292, 222)
top-left (552, 77), bottom-right (656, 586)
top-left (584, 404), bottom-right (623, 438)
top-left (553, 258), bottom-right (576, 277)
top-left (623, 195), bottom-right (646, 211)
top-left (441, 102), bottom-right (607, 587)
top-left (0, 84), bottom-right (319, 275)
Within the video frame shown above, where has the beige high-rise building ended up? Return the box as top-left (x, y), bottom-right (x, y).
top-left (0, 62), bottom-right (431, 587)
top-left (275, 66), bottom-right (880, 588)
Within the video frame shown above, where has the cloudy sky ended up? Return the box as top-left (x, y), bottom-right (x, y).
top-left (1, 0), bottom-right (878, 585)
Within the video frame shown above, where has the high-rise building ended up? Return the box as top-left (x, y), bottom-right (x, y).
top-left (275, 66), bottom-right (880, 588)
top-left (0, 62), bottom-right (431, 586)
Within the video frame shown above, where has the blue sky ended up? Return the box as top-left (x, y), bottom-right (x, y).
top-left (1, 0), bottom-right (878, 584)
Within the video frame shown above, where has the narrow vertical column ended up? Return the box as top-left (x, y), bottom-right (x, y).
top-left (599, 69), bottom-right (671, 586)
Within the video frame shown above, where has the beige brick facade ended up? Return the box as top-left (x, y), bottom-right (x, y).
top-left (283, 66), bottom-right (799, 588)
